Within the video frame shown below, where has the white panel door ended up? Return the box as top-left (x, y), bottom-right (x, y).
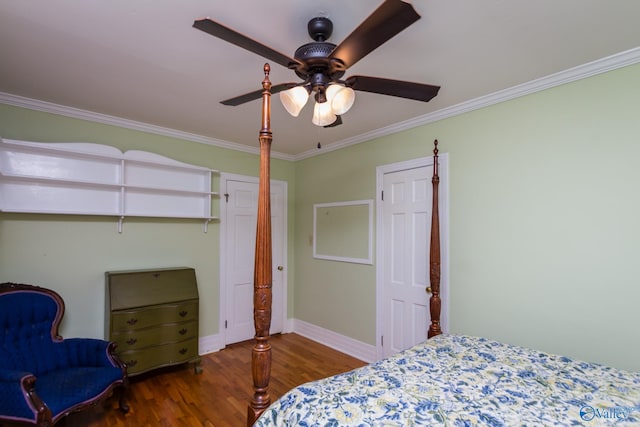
top-left (223, 178), bottom-right (285, 344)
top-left (382, 166), bottom-right (431, 357)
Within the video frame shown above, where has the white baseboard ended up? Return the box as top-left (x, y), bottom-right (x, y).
top-left (198, 319), bottom-right (377, 363)
top-left (199, 333), bottom-right (224, 355)
top-left (291, 319), bottom-right (377, 363)
top-left (284, 318), bottom-right (295, 334)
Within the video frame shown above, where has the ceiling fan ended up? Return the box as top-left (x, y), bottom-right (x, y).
top-left (193, 0), bottom-right (440, 127)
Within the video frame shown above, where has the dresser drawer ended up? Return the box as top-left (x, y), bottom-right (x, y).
top-left (111, 301), bottom-right (198, 331)
top-left (112, 320), bottom-right (197, 350)
top-left (119, 339), bottom-right (199, 375)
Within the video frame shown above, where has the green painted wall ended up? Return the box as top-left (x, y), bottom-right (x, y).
top-left (293, 63), bottom-right (640, 371)
top-left (2, 62), bottom-right (639, 371)
top-left (0, 105), bottom-right (296, 341)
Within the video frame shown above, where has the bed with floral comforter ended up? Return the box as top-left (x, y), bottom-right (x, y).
top-left (254, 334), bottom-right (640, 426)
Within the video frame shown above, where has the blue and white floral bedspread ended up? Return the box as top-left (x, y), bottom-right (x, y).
top-left (254, 334), bottom-right (640, 426)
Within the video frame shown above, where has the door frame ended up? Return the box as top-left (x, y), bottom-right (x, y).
top-left (219, 172), bottom-right (288, 346)
top-left (375, 155), bottom-right (450, 359)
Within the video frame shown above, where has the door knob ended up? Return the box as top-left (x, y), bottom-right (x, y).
top-left (426, 287), bottom-right (432, 294)
top-left (277, 265), bottom-right (284, 271)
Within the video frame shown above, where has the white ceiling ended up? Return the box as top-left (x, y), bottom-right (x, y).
top-left (1, 1), bottom-right (639, 158)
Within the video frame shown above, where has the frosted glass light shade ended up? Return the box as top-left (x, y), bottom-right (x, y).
top-left (312, 101), bottom-right (337, 126)
top-left (280, 86), bottom-right (309, 117)
top-left (326, 84), bottom-right (355, 115)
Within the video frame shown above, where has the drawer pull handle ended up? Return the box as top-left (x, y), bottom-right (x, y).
top-left (127, 318), bottom-right (138, 325)
top-left (179, 310), bottom-right (188, 317)
top-left (126, 338), bottom-right (138, 345)
top-left (126, 360), bottom-right (138, 367)
top-left (179, 348), bottom-right (188, 355)
top-left (179, 328), bottom-right (188, 335)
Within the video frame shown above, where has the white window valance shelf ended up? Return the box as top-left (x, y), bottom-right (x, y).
top-left (0, 138), bottom-right (219, 232)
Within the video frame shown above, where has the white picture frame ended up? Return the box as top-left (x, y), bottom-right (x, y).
top-left (313, 200), bottom-right (373, 265)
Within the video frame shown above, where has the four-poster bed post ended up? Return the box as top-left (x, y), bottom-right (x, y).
top-left (247, 65), bottom-right (443, 423)
top-left (248, 63), bottom-right (274, 426)
top-left (428, 139), bottom-right (442, 338)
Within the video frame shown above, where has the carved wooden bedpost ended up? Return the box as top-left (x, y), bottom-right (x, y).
top-left (428, 139), bottom-right (443, 338)
top-left (248, 63), bottom-right (273, 426)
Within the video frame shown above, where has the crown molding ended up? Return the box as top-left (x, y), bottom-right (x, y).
top-left (293, 46), bottom-right (640, 161)
top-left (2, 47), bottom-right (638, 163)
top-left (0, 93), bottom-right (297, 162)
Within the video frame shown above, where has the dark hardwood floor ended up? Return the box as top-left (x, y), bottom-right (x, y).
top-left (55, 333), bottom-right (366, 427)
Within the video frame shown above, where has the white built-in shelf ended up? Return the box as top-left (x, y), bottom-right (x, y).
top-left (0, 138), bottom-right (219, 232)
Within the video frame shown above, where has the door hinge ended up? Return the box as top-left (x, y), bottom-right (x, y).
top-left (381, 190), bottom-right (384, 201)
top-left (224, 320), bottom-right (228, 329)
top-left (381, 335), bottom-right (384, 346)
top-left (224, 193), bottom-right (229, 203)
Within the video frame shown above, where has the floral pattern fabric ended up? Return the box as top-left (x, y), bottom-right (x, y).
top-left (254, 334), bottom-right (640, 426)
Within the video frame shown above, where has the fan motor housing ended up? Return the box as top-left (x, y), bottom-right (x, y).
top-left (292, 17), bottom-right (345, 81)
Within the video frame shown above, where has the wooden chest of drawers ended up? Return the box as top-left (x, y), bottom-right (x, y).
top-left (105, 267), bottom-right (201, 376)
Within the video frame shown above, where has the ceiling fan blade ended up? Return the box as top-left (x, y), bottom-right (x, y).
top-left (329, 0), bottom-right (420, 69)
top-left (345, 75), bottom-right (440, 102)
top-left (324, 115), bottom-right (342, 128)
top-left (221, 82), bottom-right (300, 106)
top-left (193, 18), bottom-right (299, 69)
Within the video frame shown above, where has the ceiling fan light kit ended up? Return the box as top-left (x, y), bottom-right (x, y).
top-left (282, 83), bottom-right (355, 125)
top-left (326, 84), bottom-right (355, 116)
top-left (193, 0), bottom-right (440, 128)
top-left (312, 99), bottom-right (337, 127)
top-left (280, 86), bottom-right (310, 117)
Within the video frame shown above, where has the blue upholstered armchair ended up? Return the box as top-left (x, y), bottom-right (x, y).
top-left (0, 282), bottom-right (128, 426)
